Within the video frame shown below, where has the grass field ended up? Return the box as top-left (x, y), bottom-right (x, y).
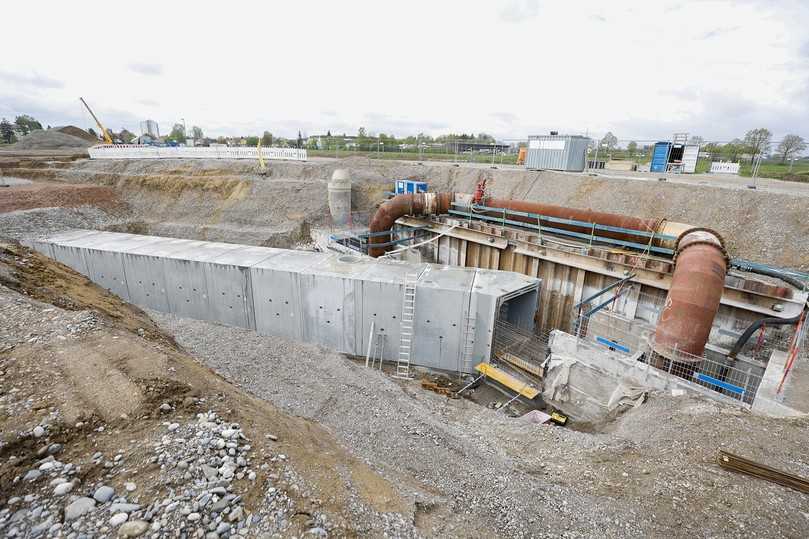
top-left (737, 160), bottom-right (809, 181)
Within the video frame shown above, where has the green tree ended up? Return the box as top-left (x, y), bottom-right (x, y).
top-left (775, 134), bottom-right (807, 163)
top-left (627, 141), bottom-right (638, 157)
top-left (14, 114), bottom-right (42, 136)
top-left (119, 129), bottom-right (136, 143)
top-left (0, 118), bottom-right (16, 143)
top-left (600, 132), bottom-right (618, 150)
top-left (191, 126), bottom-right (204, 140)
top-left (743, 128), bottom-right (772, 163)
top-left (261, 131), bottom-right (273, 147)
top-left (721, 139), bottom-right (745, 162)
top-left (245, 136), bottom-right (259, 146)
top-left (297, 130), bottom-right (303, 148)
top-left (356, 127), bottom-right (369, 150)
top-left (168, 123), bottom-right (186, 143)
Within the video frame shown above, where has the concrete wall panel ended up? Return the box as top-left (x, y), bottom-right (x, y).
top-left (49, 244), bottom-right (90, 275)
top-left (83, 248), bottom-right (130, 301)
top-left (122, 253), bottom-right (171, 312)
top-left (163, 259), bottom-right (211, 320)
top-left (250, 267), bottom-right (303, 341)
top-left (203, 264), bottom-right (253, 329)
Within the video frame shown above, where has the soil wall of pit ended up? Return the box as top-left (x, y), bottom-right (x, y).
top-left (3, 156), bottom-right (807, 269)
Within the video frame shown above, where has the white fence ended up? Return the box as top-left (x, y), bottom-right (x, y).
top-left (88, 144), bottom-right (307, 161)
top-left (709, 161), bottom-right (740, 174)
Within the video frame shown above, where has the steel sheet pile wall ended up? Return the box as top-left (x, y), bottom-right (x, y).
top-left (28, 231), bottom-right (539, 373)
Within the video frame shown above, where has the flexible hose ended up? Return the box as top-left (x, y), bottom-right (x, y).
top-left (728, 312), bottom-right (804, 359)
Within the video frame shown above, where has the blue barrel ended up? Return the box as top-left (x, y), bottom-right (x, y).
top-left (650, 142), bottom-right (671, 172)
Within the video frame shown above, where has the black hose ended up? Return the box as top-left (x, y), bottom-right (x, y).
top-left (728, 313), bottom-right (803, 359)
top-left (730, 260), bottom-right (808, 292)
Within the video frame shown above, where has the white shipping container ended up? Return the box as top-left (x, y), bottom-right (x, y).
top-left (682, 145), bottom-right (699, 173)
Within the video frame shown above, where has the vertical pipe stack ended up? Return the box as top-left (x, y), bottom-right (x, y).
top-left (328, 169), bottom-right (352, 226)
top-left (654, 229), bottom-right (728, 361)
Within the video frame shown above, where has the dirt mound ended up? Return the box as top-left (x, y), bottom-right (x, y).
top-left (54, 125), bottom-right (98, 143)
top-left (9, 129), bottom-right (95, 150)
top-left (0, 182), bottom-right (126, 213)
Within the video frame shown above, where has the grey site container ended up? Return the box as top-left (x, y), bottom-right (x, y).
top-left (525, 135), bottom-right (590, 172)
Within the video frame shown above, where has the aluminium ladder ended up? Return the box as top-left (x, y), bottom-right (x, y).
top-left (394, 272), bottom-right (419, 379)
top-left (460, 314), bottom-right (477, 377)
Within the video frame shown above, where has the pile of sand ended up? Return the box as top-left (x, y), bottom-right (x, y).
top-left (54, 125), bottom-right (98, 142)
top-left (9, 129), bottom-right (95, 150)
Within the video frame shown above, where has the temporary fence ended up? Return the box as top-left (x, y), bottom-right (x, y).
top-left (88, 144), bottom-right (308, 161)
top-left (709, 161), bottom-right (741, 174)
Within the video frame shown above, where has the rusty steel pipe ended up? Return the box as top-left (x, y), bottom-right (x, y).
top-left (482, 198), bottom-right (666, 246)
top-left (654, 229), bottom-right (728, 362)
top-left (368, 192), bottom-right (453, 257)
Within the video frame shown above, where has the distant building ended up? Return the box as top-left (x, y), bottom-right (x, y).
top-left (140, 120), bottom-right (159, 138)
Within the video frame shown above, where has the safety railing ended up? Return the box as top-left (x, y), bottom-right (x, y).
top-left (88, 144), bottom-right (308, 161)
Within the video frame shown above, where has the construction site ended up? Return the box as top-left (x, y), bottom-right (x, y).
top-left (1, 129), bottom-right (809, 538)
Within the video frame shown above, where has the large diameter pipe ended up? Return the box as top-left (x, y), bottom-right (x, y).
top-left (654, 229), bottom-right (728, 362)
top-left (368, 192), bottom-right (453, 257)
top-left (481, 198), bottom-right (690, 249)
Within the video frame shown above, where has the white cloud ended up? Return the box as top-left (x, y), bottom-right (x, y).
top-left (1, 0), bottom-right (807, 143)
top-left (0, 69), bottom-right (63, 89)
top-left (128, 63), bottom-right (163, 76)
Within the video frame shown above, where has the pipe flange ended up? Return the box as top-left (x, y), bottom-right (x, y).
top-left (673, 227), bottom-right (729, 266)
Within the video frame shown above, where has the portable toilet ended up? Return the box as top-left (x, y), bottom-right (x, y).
top-left (650, 142), bottom-right (672, 173)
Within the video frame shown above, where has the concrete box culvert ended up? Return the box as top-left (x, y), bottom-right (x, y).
top-left (29, 230), bottom-right (542, 374)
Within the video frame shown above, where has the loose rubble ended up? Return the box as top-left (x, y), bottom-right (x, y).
top-left (0, 411), bottom-right (331, 538)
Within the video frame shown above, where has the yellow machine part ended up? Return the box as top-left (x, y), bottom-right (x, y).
top-left (496, 352), bottom-right (543, 378)
top-left (475, 362), bottom-right (539, 399)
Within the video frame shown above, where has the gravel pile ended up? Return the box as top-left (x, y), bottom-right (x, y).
top-left (0, 410), bottom-right (326, 538)
top-left (151, 311), bottom-right (809, 537)
top-left (9, 130), bottom-right (94, 150)
top-left (150, 312), bottom-right (639, 537)
top-left (0, 291), bottom-right (99, 351)
top-left (0, 206), bottom-right (121, 241)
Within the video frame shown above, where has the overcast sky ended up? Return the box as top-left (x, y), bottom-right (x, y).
top-left (2, 0), bottom-right (808, 143)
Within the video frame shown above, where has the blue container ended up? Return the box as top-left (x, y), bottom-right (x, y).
top-left (650, 142), bottom-right (672, 172)
top-left (394, 180), bottom-right (428, 194)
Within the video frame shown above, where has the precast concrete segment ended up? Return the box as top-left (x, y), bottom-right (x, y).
top-left (655, 229), bottom-right (728, 361)
top-left (32, 230), bottom-right (541, 373)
